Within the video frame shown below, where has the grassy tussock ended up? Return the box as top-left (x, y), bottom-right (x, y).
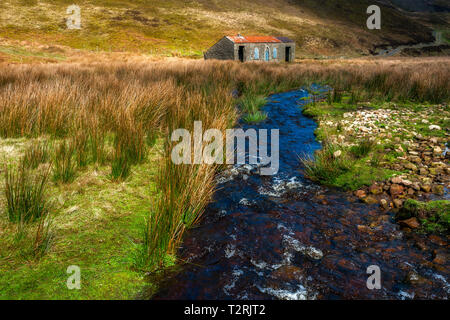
top-left (300, 136), bottom-right (396, 190)
top-left (53, 140), bottom-right (77, 183)
top-left (22, 140), bottom-right (50, 169)
top-left (301, 142), bottom-right (352, 184)
top-left (4, 163), bottom-right (51, 223)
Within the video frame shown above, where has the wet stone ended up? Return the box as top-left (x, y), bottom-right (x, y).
top-left (399, 217), bottom-right (420, 229)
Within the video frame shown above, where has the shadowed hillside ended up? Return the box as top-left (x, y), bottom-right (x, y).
top-left (0, 0), bottom-right (446, 61)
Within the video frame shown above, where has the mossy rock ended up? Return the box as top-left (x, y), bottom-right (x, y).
top-left (398, 199), bottom-right (450, 235)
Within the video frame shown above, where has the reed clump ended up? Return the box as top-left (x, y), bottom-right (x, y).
top-left (4, 163), bottom-right (51, 223)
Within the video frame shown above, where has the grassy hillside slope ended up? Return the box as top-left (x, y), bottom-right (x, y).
top-left (0, 0), bottom-right (442, 60)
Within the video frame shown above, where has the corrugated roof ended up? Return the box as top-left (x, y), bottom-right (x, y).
top-left (276, 36), bottom-right (294, 43)
top-left (227, 35), bottom-right (282, 43)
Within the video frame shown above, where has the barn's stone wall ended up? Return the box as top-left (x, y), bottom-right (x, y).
top-left (204, 37), bottom-right (235, 60)
top-left (233, 43), bottom-right (295, 62)
top-left (205, 37), bottom-right (295, 62)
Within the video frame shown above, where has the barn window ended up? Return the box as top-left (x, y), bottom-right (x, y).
top-left (265, 48), bottom-right (269, 61)
top-left (273, 48), bottom-right (277, 59)
top-left (254, 47), bottom-right (259, 60)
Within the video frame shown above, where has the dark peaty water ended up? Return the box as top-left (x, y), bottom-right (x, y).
top-left (154, 88), bottom-right (449, 300)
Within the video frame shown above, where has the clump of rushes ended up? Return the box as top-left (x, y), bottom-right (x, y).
top-left (348, 91), bottom-right (359, 105)
top-left (4, 162), bottom-right (51, 223)
top-left (32, 212), bottom-right (53, 258)
top-left (243, 111), bottom-right (267, 123)
top-left (110, 145), bottom-right (131, 181)
top-left (326, 89), bottom-right (343, 104)
top-left (122, 123), bottom-right (147, 165)
top-left (53, 140), bottom-right (77, 183)
top-left (110, 113), bottom-right (147, 180)
top-left (145, 130), bottom-right (159, 148)
top-left (88, 122), bottom-right (106, 165)
top-left (22, 140), bottom-right (50, 169)
top-left (137, 160), bottom-right (215, 270)
top-left (72, 129), bottom-right (89, 168)
top-left (349, 138), bottom-right (376, 159)
top-left (240, 94), bottom-right (267, 123)
top-left (13, 211), bottom-right (53, 260)
top-left (300, 142), bottom-right (351, 185)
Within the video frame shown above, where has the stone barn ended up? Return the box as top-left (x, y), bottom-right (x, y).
top-left (204, 35), bottom-right (295, 62)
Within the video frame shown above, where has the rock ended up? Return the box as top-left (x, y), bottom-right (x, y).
top-left (380, 199), bottom-right (389, 209)
top-left (270, 265), bottom-right (304, 282)
top-left (412, 183), bottom-right (420, 191)
top-left (391, 176), bottom-right (403, 184)
top-left (421, 184), bottom-right (431, 193)
top-left (355, 190), bottom-right (366, 199)
top-left (363, 196), bottom-right (378, 205)
top-left (390, 184), bottom-right (404, 197)
top-left (415, 241), bottom-right (428, 251)
top-left (405, 271), bottom-right (429, 285)
top-left (369, 183), bottom-right (383, 195)
top-left (333, 150), bottom-right (342, 158)
top-left (404, 162), bottom-right (417, 171)
top-left (429, 235), bottom-right (447, 246)
top-left (429, 125), bottom-right (441, 130)
top-left (432, 185), bottom-right (444, 195)
top-left (433, 253), bottom-right (446, 265)
top-left (401, 179), bottom-right (413, 187)
top-left (419, 168), bottom-right (429, 175)
top-left (430, 137), bottom-right (438, 144)
top-left (421, 119), bottom-right (429, 124)
top-left (393, 198), bottom-right (404, 208)
top-left (357, 225), bottom-right (371, 233)
top-left (409, 156), bottom-right (421, 164)
top-left (421, 177), bottom-right (432, 184)
top-left (304, 247), bottom-right (324, 260)
top-left (338, 258), bottom-right (358, 270)
top-left (399, 217), bottom-right (420, 229)
top-left (433, 146), bottom-right (442, 155)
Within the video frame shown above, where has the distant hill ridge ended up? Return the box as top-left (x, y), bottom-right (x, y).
top-left (0, 0), bottom-right (446, 60)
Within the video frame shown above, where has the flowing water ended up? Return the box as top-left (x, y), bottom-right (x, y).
top-left (154, 88), bottom-right (449, 300)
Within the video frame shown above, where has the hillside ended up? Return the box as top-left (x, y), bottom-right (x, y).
top-left (0, 0), bottom-right (447, 61)
top-left (387, 0), bottom-right (450, 12)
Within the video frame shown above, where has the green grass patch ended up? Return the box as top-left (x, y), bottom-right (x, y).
top-left (301, 142), bottom-right (398, 191)
top-left (302, 101), bottom-right (358, 118)
top-left (400, 199), bottom-right (450, 235)
top-left (243, 111), bottom-right (267, 123)
top-left (0, 141), bottom-right (162, 299)
top-left (0, 45), bottom-right (66, 62)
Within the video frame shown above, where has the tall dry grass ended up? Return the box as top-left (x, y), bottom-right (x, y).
top-left (1, 57), bottom-right (448, 269)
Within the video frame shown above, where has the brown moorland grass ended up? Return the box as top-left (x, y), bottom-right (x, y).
top-left (0, 57), bottom-right (449, 271)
